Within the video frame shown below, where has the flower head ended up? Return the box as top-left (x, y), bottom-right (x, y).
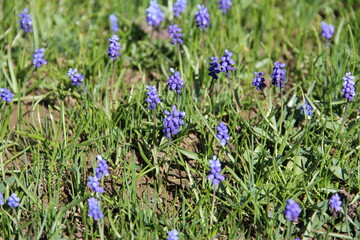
top-left (7, 193), bottom-right (20, 208)
top-left (87, 176), bottom-right (104, 193)
top-left (163, 105), bottom-right (185, 139)
top-left (88, 198), bottom-right (104, 221)
top-left (146, 85), bottom-right (161, 110)
top-left (18, 8), bottom-right (32, 34)
top-left (95, 155), bottom-right (109, 179)
top-left (321, 22), bottom-right (335, 40)
top-left (342, 72), bottom-right (356, 101)
top-left (66, 68), bottom-right (84, 86)
top-left (195, 5), bottom-right (210, 31)
top-left (284, 199), bottom-right (301, 222)
top-left (107, 35), bottom-right (122, 60)
top-left (271, 61), bottom-right (286, 88)
top-left (173, 0), bottom-right (187, 18)
top-left (146, 0), bottom-right (165, 27)
top-left (300, 98), bottom-right (313, 116)
top-left (109, 14), bottom-right (119, 33)
top-left (167, 68), bottom-right (184, 94)
top-left (252, 72), bottom-right (266, 90)
top-left (216, 122), bottom-right (230, 146)
top-left (32, 48), bottom-right (47, 68)
top-left (0, 88), bottom-right (14, 103)
top-left (208, 57), bottom-right (221, 80)
top-left (218, 0), bottom-right (232, 15)
top-left (167, 229), bottom-right (179, 240)
top-left (0, 192), bottom-right (4, 206)
top-left (329, 194), bottom-right (342, 212)
top-left (168, 24), bottom-right (183, 45)
top-left (220, 49), bottom-right (235, 77)
top-left (208, 155), bottom-right (225, 186)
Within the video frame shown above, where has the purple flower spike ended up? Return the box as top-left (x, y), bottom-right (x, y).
top-left (0, 192), bottom-right (4, 206)
top-left (107, 35), bottom-right (122, 60)
top-left (174, 0), bottom-right (187, 18)
top-left (66, 68), bottom-right (84, 86)
top-left (167, 229), bottom-right (179, 240)
top-left (208, 57), bottom-right (221, 80)
top-left (18, 8), bottom-right (32, 34)
top-left (216, 122), bottom-right (230, 146)
top-left (300, 99), bottom-right (313, 116)
top-left (162, 105), bottom-right (185, 139)
top-left (87, 176), bottom-right (104, 193)
top-left (88, 198), bottom-right (104, 221)
top-left (168, 24), bottom-right (183, 45)
top-left (220, 49), bottom-right (235, 77)
top-left (284, 199), bottom-right (301, 222)
top-left (7, 193), bottom-right (20, 208)
top-left (218, 0), bottom-right (232, 15)
top-left (207, 155), bottom-right (225, 186)
top-left (195, 5), bottom-right (210, 32)
top-left (109, 14), bottom-right (119, 33)
top-left (146, 85), bottom-right (161, 110)
top-left (271, 61), bottom-right (286, 88)
top-left (95, 155), bottom-right (110, 179)
top-left (146, 0), bottom-right (165, 27)
top-left (32, 48), bottom-right (47, 68)
top-left (167, 68), bottom-right (184, 94)
top-left (252, 72), bottom-right (266, 90)
top-left (329, 194), bottom-right (342, 212)
top-left (342, 72), bottom-right (356, 101)
top-left (321, 22), bottom-right (335, 40)
top-left (0, 88), bottom-right (15, 103)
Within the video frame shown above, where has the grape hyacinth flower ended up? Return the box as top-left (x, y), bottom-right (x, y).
top-left (66, 68), bottom-right (84, 86)
top-left (284, 199), bottom-right (301, 222)
top-left (87, 176), bottom-right (104, 193)
top-left (195, 5), bottom-right (210, 31)
top-left (208, 155), bottom-right (225, 186)
top-left (107, 35), bottom-right (122, 61)
top-left (208, 57), bottom-right (221, 80)
top-left (342, 72), bottom-right (356, 101)
top-left (88, 198), bottom-right (104, 221)
top-left (167, 229), bottom-right (179, 240)
top-left (109, 14), bottom-right (119, 33)
top-left (329, 194), bottom-right (342, 212)
top-left (18, 8), bottom-right (32, 34)
top-left (173, 0), bottom-right (187, 18)
top-left (321, 22), bottom-right (335, 40)
top-left (218, 0), bottom-right (232, 15)
top-left (145, 85), bottom-right (161, 110)
top-left (168, 24), bottom-right (183, 45)
top-left (32, 48), bottom-right (47, 68)
top-left (0, 88), bottom-right (14, 103)
top-left (146, 0), bottom-right (165, 27)
top-left (220, 49), bottom-right (235, 77)
top-left (271, 61), bottom-right (286, 88)
top-left (216, 122), bottom-right (230, 146)
top-left (300, 99), bottom-right (313, 116)
top-left (252, 72), bottom-right (266, 90)
top-left (0, 192), bottom-right (4, 206)
top-left (7, 193), bottom-right (20, 208)
top-left (163, 105), bottom-right (185, 139)
top-left (95, 155), bottom-right (110, 179)
top-left (167, 68), bottom-right (184, 94)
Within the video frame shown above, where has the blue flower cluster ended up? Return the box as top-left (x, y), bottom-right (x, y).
top-left (167, 229), bottom-right (179, 240)
top-left (342, 72), bottom-right (356, 101)
top-left (329, 194), bottom-right (342, 212)
top-left (207, 155), bottom-right (225, 186)
top-left (220, 49), bottom-right (235, 77)
top-left (283, 199), bottom-right (301, 222)
top-left (109, 14), bottom-right (119, 33)
top-left (252, 72), bottom-right (266, 91)
top-left (167, 68), bottom-right (184, 94)
top-left (0, 192), bottom-right (4, 206)
top-left (0, 88), bottom-right (14, 103)
top-left (107, 35), bottom-right (122, 60)
top-left (173, 0), bottom-right (187, 18)
top-left (271, 61), bottom-right (286, 88)
top-left (33, 48), bottom-right (47, 68)
top-left (87, 176), bottom-right (104, 193)
top-left (18, 8), bottom-right (32, 34)
top-left (208, 57), bottom-right (221, 80)
top-left (88, 198), bottom-right (104, 221)
top-left (168, 24), bottom-right (183, 45)
top-left (216, 122), bottom-right (230, 146)
top-left (95, 155), bottom-right (110, 179)
top-left (67, 68), bottom-right (84, 86)
top-left (7, 193), bottom-right (20, 208)
top-left (146, 0), bottom-right (165, 27)
top-left (195, 5), bottom-right (210, 31)
top-left (300, 99), bottom-right (313, 116)
top-left (218, 0), bottom-right (232, 15)
top-left (163, 105), bottom-right (185, 139)
top-left (321, 22), bottom-right (335, 40)
top-left (146, 85), bottom-right (161, 110)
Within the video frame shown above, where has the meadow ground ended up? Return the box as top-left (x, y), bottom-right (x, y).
top-left (0, 0), bottom-right (359, 239)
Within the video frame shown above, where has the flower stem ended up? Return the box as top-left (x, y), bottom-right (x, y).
top-left (210, 188), bottom-right (216, 226)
